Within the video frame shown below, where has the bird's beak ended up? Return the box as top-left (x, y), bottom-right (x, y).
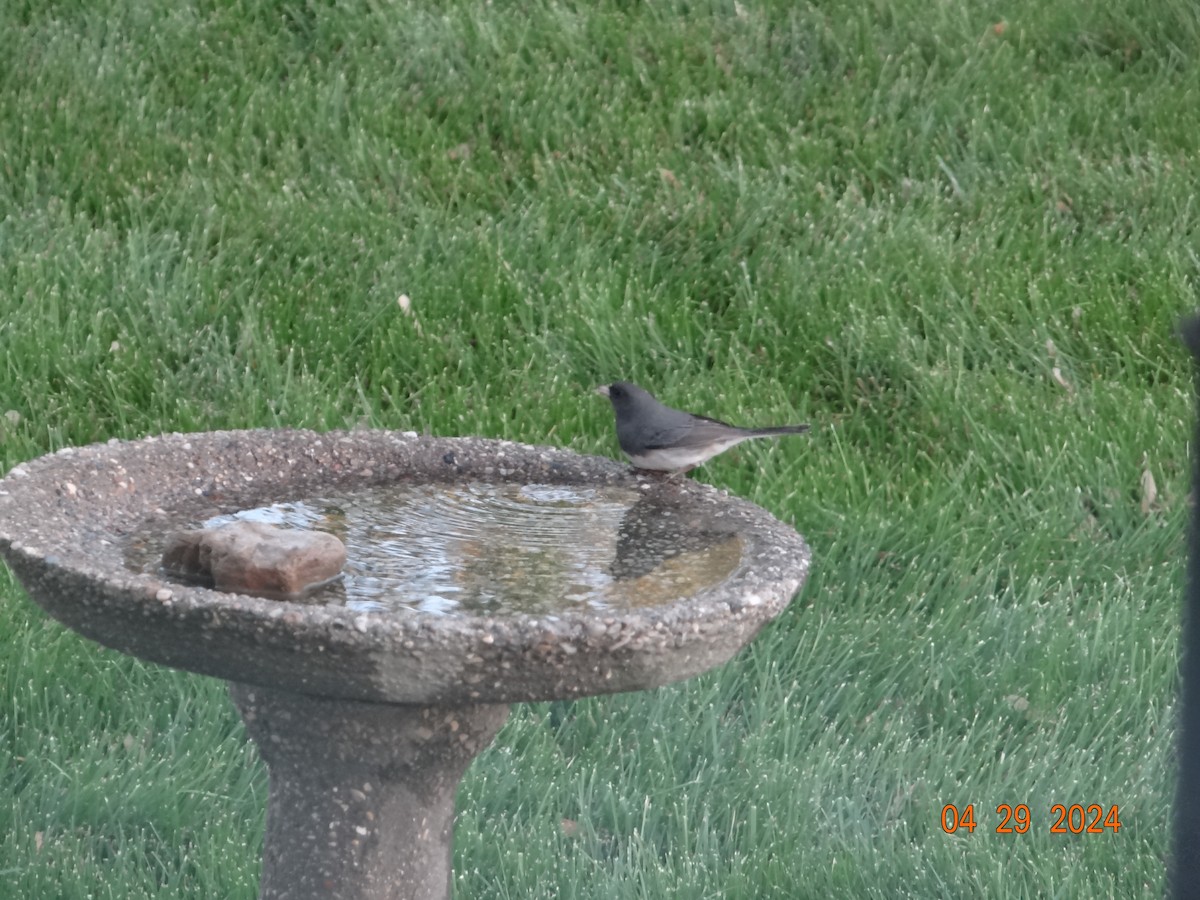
top-left (594, 385), bottom-right (610, 398)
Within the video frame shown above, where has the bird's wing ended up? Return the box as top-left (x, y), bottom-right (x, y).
top-left (639, 416), bottom-right (747, 450)
top-left (688, 412), bottom-right (740, 429)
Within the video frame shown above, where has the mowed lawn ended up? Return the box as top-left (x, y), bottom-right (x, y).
top-left (1, 0), bottom-right (1197, 897)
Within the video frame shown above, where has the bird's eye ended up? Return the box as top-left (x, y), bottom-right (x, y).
top-left (610, 385), bottom-right (624, 398)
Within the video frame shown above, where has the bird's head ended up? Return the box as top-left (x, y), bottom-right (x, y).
top-left (595, 381), bottom-right (649, 411)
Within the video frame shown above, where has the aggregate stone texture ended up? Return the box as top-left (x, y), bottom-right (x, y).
top-left (229, 681), bottom-right (510, 900)
top-left (0, 429), bottom-right (811, 704)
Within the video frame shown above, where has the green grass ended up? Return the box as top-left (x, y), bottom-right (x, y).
top-left (1, 0), bottom-right (1196, 896)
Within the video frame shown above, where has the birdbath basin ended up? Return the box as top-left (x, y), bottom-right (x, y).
top-left (0, 429), bottom-right (810, 899)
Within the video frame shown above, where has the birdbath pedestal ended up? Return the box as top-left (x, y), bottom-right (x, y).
top-left (0, 430), bottom-right (810, 900)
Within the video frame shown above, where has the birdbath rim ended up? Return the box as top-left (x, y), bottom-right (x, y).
top-left (0, 428), bottom-right (811, 705)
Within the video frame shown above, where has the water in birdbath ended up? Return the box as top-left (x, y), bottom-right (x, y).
top-left (1, 431), bottom-right (810, 900)
top-left (126, 482), bottom-right (745, 615)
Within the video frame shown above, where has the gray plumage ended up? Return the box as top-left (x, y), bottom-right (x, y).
top-left (596, 381), bottom-right (809, 474)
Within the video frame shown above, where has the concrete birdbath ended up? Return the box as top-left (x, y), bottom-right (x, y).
top-left (0, 429), bottom-right (810, 899)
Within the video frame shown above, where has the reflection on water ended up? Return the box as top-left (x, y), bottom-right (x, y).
top-left (128, 482), bottom-right (744, 616)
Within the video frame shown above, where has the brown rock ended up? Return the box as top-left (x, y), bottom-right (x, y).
top-left (162, 522), bottom-right (345, 599)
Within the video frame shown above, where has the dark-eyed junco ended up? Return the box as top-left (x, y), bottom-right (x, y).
top-left (596, 381), bottom-right (809, 474)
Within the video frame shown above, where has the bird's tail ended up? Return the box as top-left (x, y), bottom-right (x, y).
top-left (746, 424), bottom-right (810, 437)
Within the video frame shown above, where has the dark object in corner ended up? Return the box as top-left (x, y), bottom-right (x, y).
top-left (1173, 313), bottom-right (1200, 898)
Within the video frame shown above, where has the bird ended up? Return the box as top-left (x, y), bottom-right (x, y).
top-left (596, 381), bottom-right (809, 475)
